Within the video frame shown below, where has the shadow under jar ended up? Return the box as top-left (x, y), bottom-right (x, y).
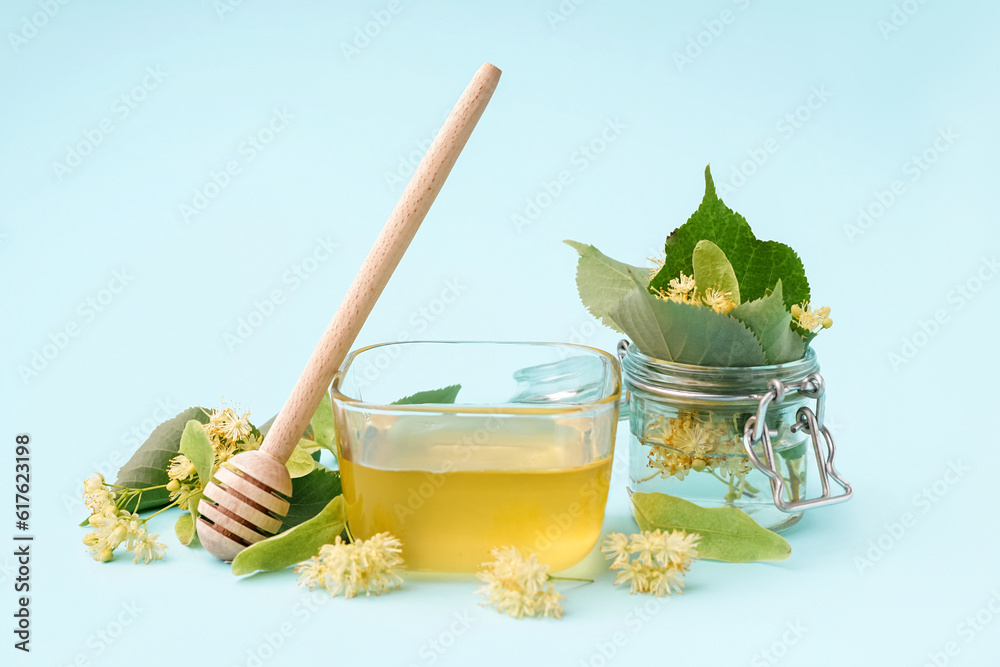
top-left (620, 341), bottom-right (850, 532)
top-left (330, 341), bottom-right (621, 573)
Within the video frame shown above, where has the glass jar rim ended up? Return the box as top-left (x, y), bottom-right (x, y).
top-left (620, 342), bottom-right (819, 400)
top-left (331, 340), bottom-right (622, 414)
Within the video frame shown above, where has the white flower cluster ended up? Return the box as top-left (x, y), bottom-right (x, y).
top-left (82, 473), bottom-right (166, 564)
top-left (602, 529), bottom-right (699, 597)
top-left (296, 533), bottom-right (404, 598)
top-left (476, 546), bottom-right (564, 619)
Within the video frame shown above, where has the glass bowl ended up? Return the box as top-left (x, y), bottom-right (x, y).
top-left (330, 341), bottom-right (621, 573)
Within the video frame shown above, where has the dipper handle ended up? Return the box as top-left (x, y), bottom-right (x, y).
top-left (261, 63), bottom-right (502, 463)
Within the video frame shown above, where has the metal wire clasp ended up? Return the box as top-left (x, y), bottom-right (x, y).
top-left (742, 373), bottom-right (853, 512)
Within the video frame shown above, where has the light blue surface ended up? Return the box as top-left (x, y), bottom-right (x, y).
top-left (3, 1), bottom-right (998, 665)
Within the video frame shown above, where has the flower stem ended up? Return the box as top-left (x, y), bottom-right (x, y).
top-left (548, 575), bottom-right (593, 584)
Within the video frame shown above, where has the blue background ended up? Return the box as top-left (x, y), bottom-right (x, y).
top-left (3, 1), bottom-right (998, 665)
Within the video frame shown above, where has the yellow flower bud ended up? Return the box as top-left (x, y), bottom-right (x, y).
top-left (821, 317), bottom-right (833, 329)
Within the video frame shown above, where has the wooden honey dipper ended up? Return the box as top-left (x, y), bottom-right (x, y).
top-left (197, 62), bottom-right (502, 561)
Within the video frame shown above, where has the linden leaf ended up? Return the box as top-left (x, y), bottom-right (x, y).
top-left (565, 240), bottom-right (650, 333)
top-left (729, 280), bottom-right (806, 365)
top-left (309, 390), bottom-right (336, 453)
top-left (649, 166), bottom-right (810, 309)
top-left (285, 442), bottom-right (317, 479)
top-left (631, 492), bottom-right (791, 562)
top-left (609, 287), bottom-right (766, 366)
top-left (692, 239), bottom-right (740, 305)
top-left (186, 490), bottom-right (204, 525)
top-left (391, 384), bottom-right (462, 405)
top-left (232, 496), bottom-right (346, 576)
top-left (115, 407), bottom-right (211, 513)
top-left (281, 464), bottom-right (342, 531)
top-left (175, 513), bottom-right (196, 546)
top-left (179, 420), bottom-right (215, 484)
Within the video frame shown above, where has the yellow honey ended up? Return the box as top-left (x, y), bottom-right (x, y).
top-left (339, 415), bottom-right (613, 572)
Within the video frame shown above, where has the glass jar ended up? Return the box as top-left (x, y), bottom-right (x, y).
top-left (620, 341), bottom-right (846, 532)
top-left (330, 341), bottom-right (620, 573)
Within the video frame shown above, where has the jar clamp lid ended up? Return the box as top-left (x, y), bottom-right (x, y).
top-left (618, 340), bottom-right (853, 513)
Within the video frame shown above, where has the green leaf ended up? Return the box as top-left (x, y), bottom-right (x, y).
top-left (631, 492), bottom-right (791, 562)
top-left (778, 440), bottom-right (807, 461)
top-left (392, 384), bottom-right (462, 405)
top-left (692, 239), bottom-right (740, 305)
top-left (232, 496), bottom-right (346, 575)
top-left (179, 421), bottom-right (215, 484)
top-left (175, 513), bottom-right (196, 546)
top-left (729, 280), bottom-right (806, 365)
top-left (309, 390), bottom-right (336, 453)
top-left (565, 240), bottom-right (649, 333)
top-left (649, 166), bottom-right (810, 309)
top-left (609, 287), bottom-right (766, 366)
top-left (115, 406), bottom-right (211, 513)
top-left (187, 490), bottom-right (204, 524)
top-left (285, 442), bottom-right (317, 479)
top-left (281, 464), bottom-right (343, 531)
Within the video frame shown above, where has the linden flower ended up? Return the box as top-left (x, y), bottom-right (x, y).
top-left (296, 533), bottom-right (404, 599)
top-left (600, 533), bottom-right (631, 568)
top-left (702, 287), bottom-right (736, 314)
top-left (213, 441), bottom-right (239, 468)
top-left (658, 272), bottom-right (698, 305)
top-left (81, 471), bottom-right (167, 565)
top-left (132, 529), bottom-right (167, 564)
top-left (203, 407), bottom-right (232, 439)
top-left (603, 530), bottom-right (700, 597)
top-left (476, 546), bottom-right (564, 619)
top-left (669, 416), bottom-right (726, 457)
top-left (647, 253), bottom-right (665, 280)
top-left (221, 411), bottom-right (252, 444)
top-left (241, 432), bottom-right (262, 451)
top-left (83, 474), bottom-right (116, 515)
top-left (791, 301), bottom-right (833, 332)
top-left (166, 454), bottom-right (197, 483)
